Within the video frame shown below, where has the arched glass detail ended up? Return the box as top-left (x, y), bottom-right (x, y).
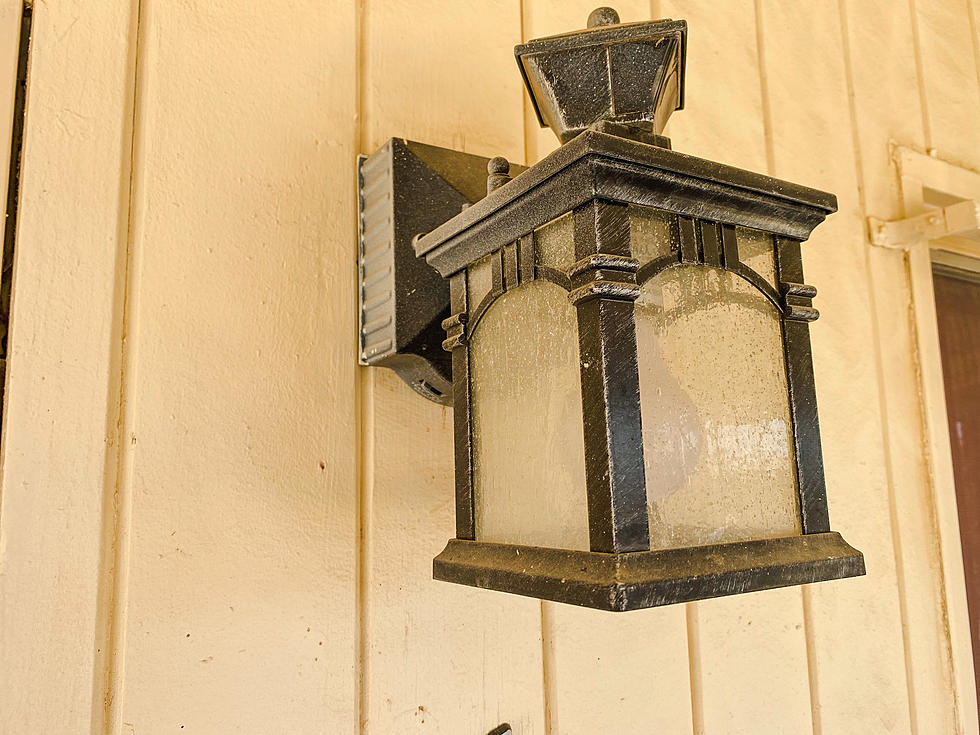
top-left (469, 280), bottom-right (591, 551)
top-left (635, 264), bottom-right (801, 550)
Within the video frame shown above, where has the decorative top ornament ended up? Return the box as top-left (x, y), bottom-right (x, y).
top-left (586, 6), bottom-right (620, 27)
top-left (515, 7), bottom-right (687, 144)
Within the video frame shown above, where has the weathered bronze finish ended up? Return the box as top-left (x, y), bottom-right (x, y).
top-left (355, 8), bottom-right (866, 611)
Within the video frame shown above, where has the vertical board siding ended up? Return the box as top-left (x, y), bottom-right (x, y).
top-left (839, 0), bottom-right (963, 732)
top-left (759, 2), bottom-right (914, 733)
top-left (0, 1), bottom-right (139, 732)
top-left (116, 1), bottom-right (361, 731)
top-left (914, 0), bottom-right (980, 165)
top-left (910, 3), bottom-right (980, 731)
top-left (1, 1), bottom-right (978, 732)
top-left (660, 2), bottom-right (814, 733)
top-left (359, 2), bottom-right (546, 733)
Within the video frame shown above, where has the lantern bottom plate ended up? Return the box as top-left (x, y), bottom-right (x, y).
top-left (432, 532), bottom-right (865, 611)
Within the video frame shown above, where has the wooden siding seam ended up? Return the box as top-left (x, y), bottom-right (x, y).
top-left (356, 370), bottom-right (374, 735)
top-left (540, 601), bottom-right (557, 735)
top-left (519, 0), bottom-right (529, 167)
top-left (355, 0), bottom-right (371, 730)
top-left (752, 0), bottom-right (776, 176)
top-left (92, 0), bottom-right (148, 731)
top-left (801, 586), bottom-right (825, 735)
top-left (971, 0), bottom-right (980, 105)
top-left (907, 0), bottom-right (932, 149)
top-left (836, 0), bottom-right (867, 219)
top-left (836, 2), bottom-right (919, 732)
top-left (685, 603), bottom-right (705, 735)
top-left (649, 1), bottom-right (661, 25)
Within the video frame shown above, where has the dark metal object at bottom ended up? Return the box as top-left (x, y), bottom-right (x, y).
top-left (434, 532), bottom-right (865, 612)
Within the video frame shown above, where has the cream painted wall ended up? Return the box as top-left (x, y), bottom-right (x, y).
top-left (0, 1), bottom-right (977, 734)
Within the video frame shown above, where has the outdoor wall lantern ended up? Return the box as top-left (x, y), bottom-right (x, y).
top-left (357, 8), bottom-right (865, 611)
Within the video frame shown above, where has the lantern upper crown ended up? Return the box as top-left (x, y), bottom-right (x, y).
top-left (515, 8), bottom-right (687, 144)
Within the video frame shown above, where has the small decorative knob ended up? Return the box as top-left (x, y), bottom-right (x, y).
top-left (587, 7), bottom-right (620, 27)
top-left (487, 156), bottom-right (512, 195)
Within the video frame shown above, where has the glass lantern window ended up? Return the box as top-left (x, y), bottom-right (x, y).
top-left (469, 279), bottom-right (591, 551)
top-left (634, 262), bottom-right (802, 550)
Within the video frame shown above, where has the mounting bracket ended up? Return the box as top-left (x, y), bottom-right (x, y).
top-left (357, 138), bottom-right (525, 404)
top-left (868, 199), bottom-right (980, 250)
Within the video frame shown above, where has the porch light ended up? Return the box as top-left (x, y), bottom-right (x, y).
top-left (357, 8), bottom-right (865, 611)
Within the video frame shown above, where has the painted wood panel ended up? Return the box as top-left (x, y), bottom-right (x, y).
top-left (0, 1), bottom-right (139, 732)
top-left (758, 2), bottom-right (913, 732)
top-left (914, 0), bottom-right (980, 167)
top-left (359, 2), bottom-right (546, 733)
top-left (909, 4), bottom-right (980, 730)
top-left (839, 1), bottom-right (967, 732)
top-left (114, 1), bottom-right (361, 731)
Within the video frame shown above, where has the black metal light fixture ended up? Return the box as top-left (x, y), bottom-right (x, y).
top-left (357, 8), bottom-right (865, 611)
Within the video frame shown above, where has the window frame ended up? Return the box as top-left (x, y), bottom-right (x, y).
top-left (871, 145), bottom-right (980, 729)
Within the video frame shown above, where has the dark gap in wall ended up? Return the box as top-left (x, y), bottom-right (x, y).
top-left (0, 3), bottom-right (33, 420)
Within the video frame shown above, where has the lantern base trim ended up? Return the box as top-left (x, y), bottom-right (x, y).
top-left (433, 532), bottom-right (865, 612)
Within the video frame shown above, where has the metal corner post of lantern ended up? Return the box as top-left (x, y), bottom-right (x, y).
top-left (356, 7), bottom-right (865, 612)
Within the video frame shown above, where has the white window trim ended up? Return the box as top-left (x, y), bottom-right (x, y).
top-left (870, 145), bottom-right (980, 731)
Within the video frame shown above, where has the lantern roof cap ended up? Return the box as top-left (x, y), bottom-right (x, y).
top-left (413, 130), bottom-right (838, 277)
top-left (515, 10), bottom-right (687, 143)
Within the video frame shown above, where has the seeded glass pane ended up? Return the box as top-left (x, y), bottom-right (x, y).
top-left (470, 280), bottom-right (590, 551)
top-left (630, 205), bottom-right (675, 264)
top-left (534, 212), bottom-right (575, 270)
top-left (736, 225), bottom-right (777, 288)
top-left (467, 254), bottom-right (494, 312)
top-left (635, 264), bottom-right (801, 550)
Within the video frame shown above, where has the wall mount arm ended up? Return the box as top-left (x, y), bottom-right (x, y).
top-left (357, 139), bottom-right (526, 403)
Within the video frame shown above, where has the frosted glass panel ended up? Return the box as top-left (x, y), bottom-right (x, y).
top-left (470, 280), bottom-right (590, 551)
top-left (630, 205), bottom-right (675, 264)
top-left (534, 212), bottom-right (574, 270)
top-left (635, 264), bottom-right (800, 550)
top-left (736, 225), bottom-right (777, 288)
